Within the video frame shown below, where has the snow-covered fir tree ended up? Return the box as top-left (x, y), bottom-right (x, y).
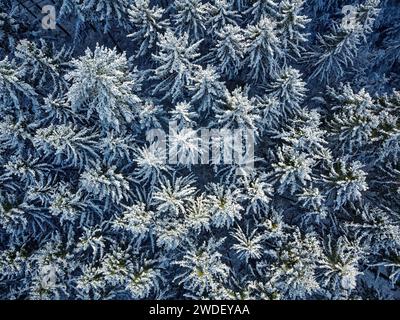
top-left (151, 29), bottom-right (202, 102)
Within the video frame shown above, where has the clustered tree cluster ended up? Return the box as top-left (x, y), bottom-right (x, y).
top-left (0, 0), bottom-right (400, 299)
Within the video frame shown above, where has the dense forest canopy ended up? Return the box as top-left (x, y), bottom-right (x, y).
top-left (0, 0), bottom-right (400, 300)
